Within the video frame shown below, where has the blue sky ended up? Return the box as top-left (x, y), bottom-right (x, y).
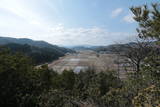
top-left (0, 0), bottom-right (158, 46)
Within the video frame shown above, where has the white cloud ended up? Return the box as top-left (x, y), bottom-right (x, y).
top-left (111, 8), bottom-right (123, 18)
top-left (123, 14), bottom-right (135, 23)
top-left (30, 20), bottom-right (41, 25)
top-left (0, 22), bottom-right (135, 46)
top-left (0, 0), bottom-right (135, 46)
top-left (43, 25), bottom-right (135, 46)
top-left (0, 0), bottom-right (59, 27)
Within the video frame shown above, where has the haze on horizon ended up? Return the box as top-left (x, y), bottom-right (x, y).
top-left (0, 0), bottom-right (158, 46)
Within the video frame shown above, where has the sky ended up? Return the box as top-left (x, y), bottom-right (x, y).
top-left (0, 0), bottom-right (158, 46)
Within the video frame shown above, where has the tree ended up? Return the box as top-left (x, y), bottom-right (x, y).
top-left (131, 3), bottom-right (160, 41)
top-left (0, 48), bottom-right (35, 106)
top-left (0, 47), bottom-right (57, 106)
top-left (129, 2), bottom-right (160, 106)
top-left (133, 85), bottom-right (160, 107)
top-left (131, 2), bottom-right (160, 79)
top-left (122, 41), bottom-right (152, 73)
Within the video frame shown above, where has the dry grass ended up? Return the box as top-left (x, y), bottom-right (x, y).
top-left (47, 51), bottom-right (132, 78)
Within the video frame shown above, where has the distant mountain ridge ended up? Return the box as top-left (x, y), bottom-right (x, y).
top-left (0, 37), bottom-right (56, 48)
top-left (93, 42), bottom-right (157, 54)
top-left (71, 42), bottom-right (146, 53)
top-left (70, 45), bottom-right (99, 51)
top-left (0, 36), bottom-right (75, 53)
top-left (0, 37), bottom-right (75, 64)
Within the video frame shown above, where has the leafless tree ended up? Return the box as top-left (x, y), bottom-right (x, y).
top-left (120, 40), bottom-right (152, 73)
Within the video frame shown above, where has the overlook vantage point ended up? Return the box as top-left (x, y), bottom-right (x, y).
top-left (0, 0), bottom-right (160, 107)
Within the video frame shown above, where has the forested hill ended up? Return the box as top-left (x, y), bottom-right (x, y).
top-left (70, 43), bottom-right (137, 52)
top-left (0, 37), bottom-right (75, 64)
top-left (0, 37), bottom-right (54, 48)
top-left (93, 43), bottom-right (134, 53)
top-left (93, 42), bottom-right (152, 53)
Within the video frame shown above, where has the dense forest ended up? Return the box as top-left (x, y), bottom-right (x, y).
top-left (0, 43), bottom-right (75, 64)
top-left (0, 2), bottom-right (160, 107)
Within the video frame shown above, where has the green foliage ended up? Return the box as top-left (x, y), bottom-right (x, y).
top-left (2, 43), bottom-right (75, 64)
top-left (133, 85), bottom-right (160, 107)
top-left (131, 3), bottom-right (160, 40)
top-left (38, 90), bottom-right (75, 107)
top-left (0, 47), bottom-right (124, 106)
top-left (126, 2), bottom-right (160, 106)
top-left (0, 46), bottom-right (159, 107)
top-left (3, 43), bottom-right (65, 64)
top-left (1, 2), bottom-right (160, 105)
top-left (101, 88), bottom-right (132, 107)
top-left (37, 70), bottom-right (123, 107)
top-left (0, 48), bottom-right (35, 106)
top-left (0, 48), bottom-right (63, 106)
top-left (60, 70), bottom-right (76, 90)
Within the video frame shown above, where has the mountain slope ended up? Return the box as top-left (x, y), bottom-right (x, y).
top-left (0, 37), bottom-right (53, 48)
top-left (94, 42), bottom-right (155, 54)
top-left (0, 37), bottom-right (75, 64)
top-left (0, 36), bottom-right (75, 53)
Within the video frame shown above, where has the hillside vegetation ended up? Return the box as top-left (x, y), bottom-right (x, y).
top-left (0, 37), bottom-right (55, 48)
top-left (0, 2), bottom-right (160, 107)
top-left (0, 37), bottom-right (75, 64)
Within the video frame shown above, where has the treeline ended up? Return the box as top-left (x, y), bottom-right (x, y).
top-left (0, 43), bottom-right (159, 107)
top-left (0, 2), bottom-right (160, 107)
top-left (1, 43), bottom-right (75, 64)
top-left (0, 48), bottom-right (123, 106)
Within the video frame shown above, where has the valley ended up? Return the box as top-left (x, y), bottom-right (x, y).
top-left (48, 50), bottom-right (128, 79)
